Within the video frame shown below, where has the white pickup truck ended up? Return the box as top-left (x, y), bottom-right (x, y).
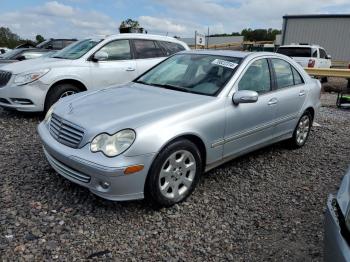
top-left (277, 44), bottom-right (332, 69)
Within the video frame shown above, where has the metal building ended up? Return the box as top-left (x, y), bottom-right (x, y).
top-left (281, 14), bottom-right (350, 61)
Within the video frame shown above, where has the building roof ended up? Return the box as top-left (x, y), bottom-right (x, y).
top-left (283, 14), bottom-right (350, 19)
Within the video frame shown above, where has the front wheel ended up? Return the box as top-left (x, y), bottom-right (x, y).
top-left (145, 139), bottom-right (202, 207)
top-left (287, 111), bottom-right (312, 148)
top-left (44, 83), bottom-right (81, 113)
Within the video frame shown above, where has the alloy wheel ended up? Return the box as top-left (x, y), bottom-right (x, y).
top-left (158, 150), bottom-right (196, 199)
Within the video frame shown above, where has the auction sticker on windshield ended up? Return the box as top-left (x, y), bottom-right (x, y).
top-left (211, 59), bottom-right (238, 69)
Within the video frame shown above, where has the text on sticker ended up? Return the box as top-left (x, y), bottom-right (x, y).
top-left (211, 59), bottom-right (238, 69)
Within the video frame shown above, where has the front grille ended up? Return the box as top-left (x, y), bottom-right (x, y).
top-left (49, 114), bottom-right (85, 148)
top-left (44, 148), bottom-right (91, 183)
top-left (0, 70), bottom-right (12, 87)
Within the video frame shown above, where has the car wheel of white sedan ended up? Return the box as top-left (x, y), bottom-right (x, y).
top-left (44, 83), bottom-right (81, 113)
top-left (146, 139), bottom-right (202, 207)
top-left (289, 111), bottom-right (312, 148)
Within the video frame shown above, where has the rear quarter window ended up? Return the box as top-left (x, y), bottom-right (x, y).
top-left (277, 47), bottom-right (311, 57)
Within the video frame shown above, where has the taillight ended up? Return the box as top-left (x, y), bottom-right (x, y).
top-left (308, 59), bottom-right (315, 68)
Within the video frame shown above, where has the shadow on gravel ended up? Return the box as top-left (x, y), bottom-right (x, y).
top-left (0, 107), bottom-right (43, 120)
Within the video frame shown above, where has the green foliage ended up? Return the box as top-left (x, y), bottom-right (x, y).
top-left (0, 27), bottom-right (36, 48)
top-left (210, 28), bottom-right (281, 41)
top-left (119, 19), bottom-right (143, 33)
top-left (36, 34), bottom-right (45, 44)
top-left (241, 28), bottom-right (281, 41)
top-left (0, 27), bottom-right (21, 48)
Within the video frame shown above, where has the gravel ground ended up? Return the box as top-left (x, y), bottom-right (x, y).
top-left (0, 103), bottom-right (349, 261)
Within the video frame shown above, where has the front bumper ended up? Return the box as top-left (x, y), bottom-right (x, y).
top-left (324, 194), bottom-right (350, 262)
top-left (37, 122), bottom-right (156, 201)
top-left (0, 80), bottom-right (49, 112)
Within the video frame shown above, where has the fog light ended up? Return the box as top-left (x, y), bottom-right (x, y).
top-left (100, 181), bottom-right (110, 189)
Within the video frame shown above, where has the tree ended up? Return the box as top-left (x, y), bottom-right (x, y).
top-left (119, 19), bottom-right (143, 33)
top-left (36, 34), bottom-right (45, 44)
top-left (241, 28), bottom-right (281, 41)
top-left (0, 27), bottom-right (21, 48)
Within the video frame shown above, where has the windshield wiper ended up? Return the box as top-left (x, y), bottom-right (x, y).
top-left (150, 83), bottom-right (192, 93)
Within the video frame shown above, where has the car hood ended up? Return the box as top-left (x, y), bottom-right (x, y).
top-left (54, 83), bottom-right (212, 140)
top-left (0, 57), bottom-right (72, 74)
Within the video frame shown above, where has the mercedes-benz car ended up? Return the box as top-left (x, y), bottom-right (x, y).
top-left (37, 50), bottom-right (321, 207)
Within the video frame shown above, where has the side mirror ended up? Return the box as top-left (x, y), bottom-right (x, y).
top-left (93, 51), bottom-right (109, 62)
top-left (326, 54), bottom-right (332, 60)
top-left (232, 90), bottom-right (258, 105)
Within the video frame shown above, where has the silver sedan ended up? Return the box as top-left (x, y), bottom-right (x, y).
top-left (37, 50), bottom-right (321, 207)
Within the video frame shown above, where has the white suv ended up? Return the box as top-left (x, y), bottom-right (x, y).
top-left (0, 34), bottom-right (189, 112)
top-left (277, 44), bottom-right (331, 69)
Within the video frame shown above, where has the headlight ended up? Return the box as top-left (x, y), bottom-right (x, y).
top-left (44, 103), bottom-right (55, 123)
top-left (90, 129), bottom-right (136, 157)
top-left (14, 69), bottom-right (50, 86)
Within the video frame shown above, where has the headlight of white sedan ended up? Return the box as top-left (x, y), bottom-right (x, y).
top-left (90, 129), bottom-right (136, 157)
top-left (14, 69), bottom-right (50, 86)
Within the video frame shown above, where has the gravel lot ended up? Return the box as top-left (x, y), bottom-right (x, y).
top-left (0, 102), bottom-right (349, 261)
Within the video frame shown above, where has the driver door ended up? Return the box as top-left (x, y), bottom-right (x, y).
top-left (223, 58), bottom-right (278, 158)
top-left (89, 39), bottom-right (137, 89)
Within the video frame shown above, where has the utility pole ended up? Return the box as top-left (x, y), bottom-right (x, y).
top-left (194, 31), bottom-right (197, 49)
top-left (207, 27), bottom-right (209, 49)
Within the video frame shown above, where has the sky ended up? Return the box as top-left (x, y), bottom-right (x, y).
top-left (0, 0), bottom-right (350, 40)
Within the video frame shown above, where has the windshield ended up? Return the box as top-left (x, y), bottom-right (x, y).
top-left (135, 54), bottom-right (241, 96)
top-left (36, 40), bottom-right (51, 48)
top-left (52, 39), bottom-right (101, 59)
top-left (0, 49), bottom-right (22, 59)
top-left (277, 47), bottom-right (312, 57)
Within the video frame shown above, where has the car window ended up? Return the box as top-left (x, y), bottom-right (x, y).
top-left (271, 59), bottom-right (294, 89)
top-left (133, 40), bottom-right (164, 59)
top-left (52, 40), bottom-right (63, 49)
top-left (238, 59), bottom-right (271, 94)
top-left (319, 49), bottom-right (327, 59)
top-left (21, 51), bottom-right (45, 59)
top-left (157, 41), bottom-right (185, 56)
top-left (135, 54), bottom-right (241, 96)
top-left (63, 40), bottom-right (76, 48)
top-left (292, 67), bottom-right (304, 85)
top-left (53, 39), bottom-right (102, 60)
top-left (277, 47), bottom-right (311, 57)
top-left (98, 40), bottom-right (131, 61)
top-left (312, 49), bottom-right (318, 58)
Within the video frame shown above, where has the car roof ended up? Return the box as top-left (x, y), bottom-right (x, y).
top-left (92, 33), bottom-right (187, 45)
top-left (279, 44), bottom-right (323, 49)
top-left (181, 49), bottom-right (251, 58)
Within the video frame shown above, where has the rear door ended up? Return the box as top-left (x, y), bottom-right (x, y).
top-left (89, 39), bottom-right (137, 88)
top-left (270, 58), bottom-right (307, 137)
top-left (131, 39), bottom-right (167, 75)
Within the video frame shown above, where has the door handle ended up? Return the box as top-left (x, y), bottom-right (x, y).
top-left (126, 67), bottom-right (135, 72)
top-left (299, 90), bottom-right (306, 96)
top-left (268, 98), bottom-right (278, 105)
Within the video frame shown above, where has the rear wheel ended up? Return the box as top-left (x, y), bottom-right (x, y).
top-left (287, 111), bottom-right (312, 148)
top-left (44, 83), bottom-right (81, 113)
top-left (145, 139), bottom-right (202, 207)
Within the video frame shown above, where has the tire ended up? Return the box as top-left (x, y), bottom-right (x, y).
top-left (287, 111), bottom-right (312, 149)
top-left (44, 83), bottom-right (81, 113)
top-left (145, 139), bottom-right (202, 207)
top-left (321, 77), bottom-right (328, 83)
